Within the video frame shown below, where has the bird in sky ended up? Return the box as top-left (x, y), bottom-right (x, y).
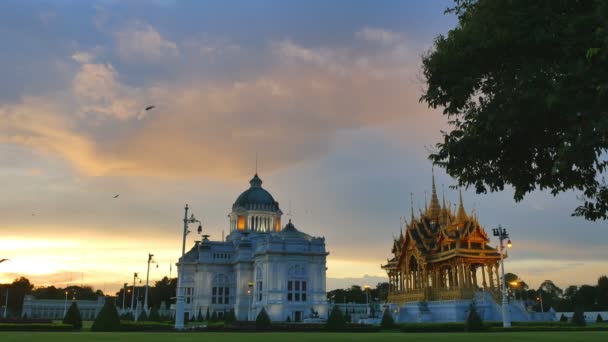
top-left (113, 194), bottom-right (120, 198)
top-left (145, 105), bottom-right (155, 111)
top-left (0, 259), bottom-right (9, 264)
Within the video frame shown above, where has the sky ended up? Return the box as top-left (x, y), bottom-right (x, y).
top-left (0, 0), bottom-right (607, 295)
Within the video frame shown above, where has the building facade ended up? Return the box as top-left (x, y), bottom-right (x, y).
top-left (178, 174), bottom-right (329, 322)
top-left (21, 295), bottom-right (105, 320)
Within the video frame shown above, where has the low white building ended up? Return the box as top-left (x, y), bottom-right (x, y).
top-left (178, 174), bottom-right (329, 322)
top-left (21, 295), bottom-right (105, 320)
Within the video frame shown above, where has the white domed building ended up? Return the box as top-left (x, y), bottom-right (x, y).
top-left (177, 174), bottom-right (329, 322)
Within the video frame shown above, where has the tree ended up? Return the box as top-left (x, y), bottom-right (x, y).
top-left (380, 308), bottom-right (395, 329)
top-left (137, 309), bottom-right (148, 322)
top-left (326, 305), bottom-right (346, 331)
top-left (91, 297), bottom-right (121, 332)
top-left (62, 301), bottom-right (82, 330)
top-left (421, 0), bottom-right (608, 220)
top-left (538, 280), bottom-right (563, 311)
top-left (286, 315), bottom-right (291, 322)
top-left (197, 307), bottom-right (203, 322)
top-left (571, 308), bottom-right (586, 327)
top-left (255, 308), bottom-right (271, 330)
top-left (597, 275), bottom-right (608, 309)
top-left (597, 314), bottom-right (604, 323)
top-left (4, 277), bottom-right (33, 315)
top-left (205, 307), bottom-right (210, 321)
top-left (210, 310), bottom-right (217, 322)
top-left (148, 307), bottom-right (161, 322)
top-left (225, 309), bottom-right (236, 324)
top-left (464, 301), bottom-right (484, 332)
top-left (559, 314), bottom-right (568, 322)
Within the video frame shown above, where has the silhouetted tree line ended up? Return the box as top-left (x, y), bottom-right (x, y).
top-left (327, 283), bottom-right (389, 304)
top-left (0, 276), bottom-right (177, 316)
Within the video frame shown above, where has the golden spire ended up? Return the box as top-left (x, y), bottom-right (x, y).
top-left (410, 192), bottom-right (415, 223)
top-left (456, 188), bottom-right (468, 224)
top-left (428, 168), bottom-right (441, 220)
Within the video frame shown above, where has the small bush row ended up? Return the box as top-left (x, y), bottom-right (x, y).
top-left (0, 323), bottom-right (74, 332)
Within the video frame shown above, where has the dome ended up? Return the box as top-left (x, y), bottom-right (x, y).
top-left (232, 174), bottom-right (280, 211)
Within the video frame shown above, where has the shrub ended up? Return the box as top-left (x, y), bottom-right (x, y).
top-left (571, 308), bottom-right (586, 327)
top-left (91, 297), bottom-right (121, 332)
top-left (225, 309), bottom-right (236, 324)
top-left (255, 308), bottom-right (271, 331)
top-left (464, 301), bottom-right (484, 332)
top-left (559, 314), bottom-right (568, 322)
top-left (197, 307), bottom-right (203, 321)
top-left (62, 301), bottom-right (82, 330)
top-left (0, 323), bottom-right (73, 332)
top-left (326, 306), bottom-right (346, 331)
top-left (137, 309), bottom-right (148, 322)
top-left (380, 308), bottom-right (395, 329)
top-left (210, 310), bottom-right (218, 322)
top-left (597, 314), bottom-right (604, 323)
top-left (148, 307), bottom-right (161, 322)
top-left (205, 307), bottom-right (210, 321)
top-left (286, 315), bottom-right (291, 322)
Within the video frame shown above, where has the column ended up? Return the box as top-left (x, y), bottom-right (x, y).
top-left (494, 263), bottom-right (500, 289)
top-left (472, 265), bottom-right (478, 287)
top-left (481, 265), bottom-right (487, 288)
top-left (488, 264), bottom-right (495, 288)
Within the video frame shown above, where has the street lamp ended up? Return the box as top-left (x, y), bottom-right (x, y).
top-left (492, 225), bottom-right (512, 328)
top-left (536, 295), bottom-right (544, 312)
top-left (2, 288), bottom-right (8, 319)
top-left (63, 291), bottom-right (68, 318)
top-left (144, 253), bottom-right (157, 311)
top-left (175, 204), bottom-right (203, 330)
top-left (121, 283), bottom-right (128, 312)
top-left (363, 285), bottom-right (370, 317)
top-left (130, 272), bottom-right (140, 313)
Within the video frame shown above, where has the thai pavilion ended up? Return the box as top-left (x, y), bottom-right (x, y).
top-left (382, 173), bottom-right (555, 322)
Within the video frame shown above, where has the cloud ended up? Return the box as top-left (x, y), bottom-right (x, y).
top-left (115, 22), bottom-right (179, 63)
top-left (356, 27), bottom-right (403, 45)
top-left (1, 27), bottom-right (427, 178)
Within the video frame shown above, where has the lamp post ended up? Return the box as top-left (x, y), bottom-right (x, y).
top-left (492, 225), bottom-right (512, 328)
top-left (363, 285), bottom-right (370, 317)
top-left (536, 295), bottom-right (544, 312)
top-left (144, 253), bottom-right (156, 312)
top-left (121, 283), bottom-right (128, 312)
top-left (63, 291), bottom-right (68, 318)
top-left (175, 204), bottom-right (202, 330)
top-left (3, 288), bottom-right (8, 319)
top-left (130, 272), bottom-right (139, 313)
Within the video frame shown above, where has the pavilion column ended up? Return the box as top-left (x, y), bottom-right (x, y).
top-left (457, 263), bottom-right (464, 288)
top-left (481, 265), bottom-right (487, 289)
top-left (472, 266), bottom-right (478, 288)
top-left (494, 263), bottom-right (501, 289)
top-left (488, 264), bottom-right (495, 288)
top-left (449, 266), bottom-right (455, 288)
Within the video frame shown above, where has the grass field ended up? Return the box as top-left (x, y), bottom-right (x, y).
top-left (1, 332), bottom-right (607, 342)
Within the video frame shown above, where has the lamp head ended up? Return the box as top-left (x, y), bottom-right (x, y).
top-left (507, 239), bottom-right (512, 248)
top-left (197, 223), bottom-right (202, 234)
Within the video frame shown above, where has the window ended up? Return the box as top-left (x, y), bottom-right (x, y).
top-left (287, 280), bottom-right (307, 302)
top-left (212, 286), bottom-right (230, 304)
top-left (237, 215), bottom-right (245, 230)
top-left (185, 287), bottom-right (194, 304)
top-left (257, 281), bottom-right (263, 301)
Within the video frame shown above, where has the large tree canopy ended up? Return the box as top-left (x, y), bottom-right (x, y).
top-left (422, 0), bottom-right (608, 220)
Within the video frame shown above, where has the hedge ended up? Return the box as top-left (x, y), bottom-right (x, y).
top-left (0, 323), bottom-right (74, 332)
top-left (120, 321), bottom-right (174, 332)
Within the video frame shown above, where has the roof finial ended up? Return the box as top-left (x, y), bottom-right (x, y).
top-left (428, 168), bottom-right (441, 219)
top-left (424, 191), bottom-right (428, 212)
top-left (410, 192), bottom-right (415, 222)
top-left (456, 188), bottom-right (468, 223)
top-left (255, 152), bottom-right (258, 175)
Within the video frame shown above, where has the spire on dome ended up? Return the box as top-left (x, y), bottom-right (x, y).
top-left (456, 189), bottom-right (468, 223)
top-left (410, 193), bottom-right (415, 223)
top-left (249, 173), bottom-right (263, 187)
top-left (428, 169), bottom-right (441, 220)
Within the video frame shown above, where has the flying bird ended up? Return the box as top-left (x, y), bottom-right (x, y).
top-left (113, 194), bottom-right (120, 198)
top-left (0, 259), bottom-right (9, 264)
top-left (145, 105), bottom-right (155, 111)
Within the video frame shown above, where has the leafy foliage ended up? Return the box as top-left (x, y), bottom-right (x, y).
top-left (421, 0), bottom-right (608, 220)
top-left (326, 305), bottom-right (346, 331)
top-left (464, 301), bottom-right (484, 332)
top-left (148, 307), bottom-right (160, 322)
top-left (255, 308), bottom-right (271, 330)
top-left (571, 308), bottom-right (587, 327)
top-left (62, 301), bottom-right (82, 330)
top-left (225, 309), bottom-right (236, 324)
top-left (560, 314), bottom-right (568, 322)
top-left (91, 298), bottom-right (121, 332)
top-left (380, 308), bottom-right (395, 329)
top-left (137, 309), bottom-right (148, 322)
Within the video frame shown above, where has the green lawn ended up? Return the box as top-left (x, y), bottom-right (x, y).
top-left (1, 332), bottom-right (607, 342)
